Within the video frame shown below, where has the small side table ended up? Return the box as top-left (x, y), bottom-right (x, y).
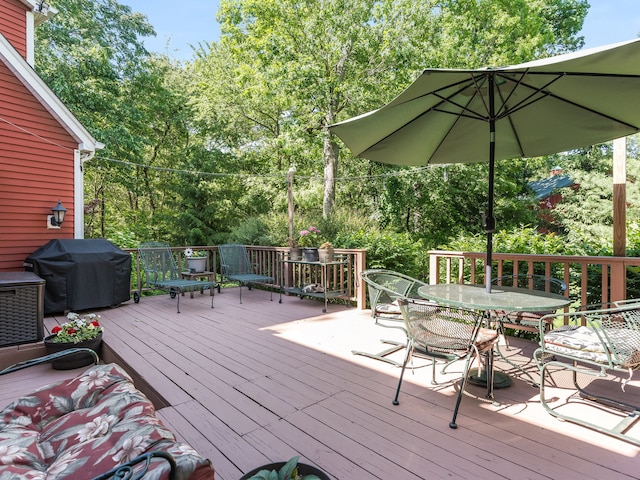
top-left (180, 271), bottom-right (216, 298)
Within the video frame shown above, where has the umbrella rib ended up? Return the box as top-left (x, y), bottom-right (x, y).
top-left (429, 72), bottom-right (498, 121)
top-left (501, 75), bottom-right (640, 130)
top-left (359, 79), bottom-right (489, 155)
top-left (493, 71), bottom-right (561, 119)
top-left (524, 71), bottom-right (640, 80)
top-left (431, 98), bottom-right (487, 121)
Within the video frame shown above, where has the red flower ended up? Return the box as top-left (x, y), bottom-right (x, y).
top-left (90, 321), bottom-right (100, 328)
top-left (52, 326), bottom-right (62, 334)
top-left (67, 328), bottom-right (77, 335)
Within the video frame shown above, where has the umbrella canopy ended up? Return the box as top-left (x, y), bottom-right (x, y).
top-left (330, 38), bottom-right (640, 292)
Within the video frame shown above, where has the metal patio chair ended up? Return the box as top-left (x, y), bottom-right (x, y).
top-left (491, 274), bottom-right (567, 345)
top-left (355, 269), bottom-right (429, 366)
top-left (393, 298), bottom-right (499, 429)
top-left (534, 303), bottom-right (640, 446)
top-left (218, 244), bottom-right (275, 303)
top-left (135, 242), bottom-right (216, 313)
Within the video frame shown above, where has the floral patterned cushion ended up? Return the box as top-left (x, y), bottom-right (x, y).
top-left (0, 363), bottom-right (214, 479)
top-left (375, 300), bottom-right (401, 317)
top-left (543, 325), bottom-right (640, 368)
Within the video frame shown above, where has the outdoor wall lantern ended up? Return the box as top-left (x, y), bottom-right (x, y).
top-left (47, 199), bottom-right (67, 229)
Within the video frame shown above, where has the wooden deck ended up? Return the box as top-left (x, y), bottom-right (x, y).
top-left (2, 287), bottom-right (639, 479)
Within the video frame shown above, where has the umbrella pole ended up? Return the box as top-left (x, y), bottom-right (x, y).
top-left (485, 75), bottom-right (497, 294)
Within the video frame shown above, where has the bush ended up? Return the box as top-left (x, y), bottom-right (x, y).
top-left (227, 217), bottom-right (273, 245)
top-left (338, 229), bottom-right (428, 280)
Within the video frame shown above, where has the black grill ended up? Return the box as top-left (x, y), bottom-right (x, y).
top-left (24, 239), bottom-right (131, 315)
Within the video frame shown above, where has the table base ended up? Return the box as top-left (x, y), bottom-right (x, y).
top-left (467, 368), bottom-right (512, 389)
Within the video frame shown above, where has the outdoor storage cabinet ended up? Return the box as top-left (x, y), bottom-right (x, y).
top-left (24, 239), bottom-right (131, 315)
top-left (0, 272), bottom-right (45, 347)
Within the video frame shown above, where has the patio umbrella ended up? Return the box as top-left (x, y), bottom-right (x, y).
top-left (329, 38), bottom-right (640, 292)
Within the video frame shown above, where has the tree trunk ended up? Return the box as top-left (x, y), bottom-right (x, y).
top-left (323, 127), bottom-right (339, 219)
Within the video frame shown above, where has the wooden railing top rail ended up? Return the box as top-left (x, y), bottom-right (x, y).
top-left (428, 249), bottom-right (640, 307)
top-left (430, 250), bottom-right (640, 264)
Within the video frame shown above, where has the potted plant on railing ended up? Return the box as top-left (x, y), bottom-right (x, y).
top-left (318, 241), bottom-right (335, 263)
top-left (287, 237), bottom-right (302, 260)
top-left (240, 455), bottom-right (330, 480)
top-left (184, 248), bottom-right (208, 273)
top-left (44, 312), bottom-right (103, 370)
top-left (298, 226), bottom-right (321, 262)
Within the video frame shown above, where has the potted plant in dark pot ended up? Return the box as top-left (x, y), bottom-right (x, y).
top-left (240, 456), bottom-right (330, 480)
top-left (44, 312), bottom-right (103, 369)
top-left (298, 226), bottom-right (321, 262)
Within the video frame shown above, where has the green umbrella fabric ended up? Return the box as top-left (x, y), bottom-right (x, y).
top-left (330, 38), bottom-right (640, 292)
top-left (330, 39), bottom-right (640, 166)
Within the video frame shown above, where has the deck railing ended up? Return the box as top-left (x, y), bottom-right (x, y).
top-left (124, 246), bottom-right (368, 309)
top-left (428, 250), bottom-right (640, 307)
top-left (123, 245), bottom-right (640, 311)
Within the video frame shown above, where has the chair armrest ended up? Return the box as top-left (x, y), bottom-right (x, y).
top-left (537, 311), bottom-right (582, 336)
top-left (0, 348), bottom-right (99, 376)
top-left (91, 451), bottom-right (177, 480)
top-left (538, 305), bottom-right (640, 369)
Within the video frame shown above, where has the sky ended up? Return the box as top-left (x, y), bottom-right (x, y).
top-left (122, 0), bottom-right (640, 61)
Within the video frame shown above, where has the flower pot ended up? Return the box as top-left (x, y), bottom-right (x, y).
top-left (187, 257), bottom-right (207, 273)
top-left (44, 333), bottom-right (102, 370)
top-left (301, 248), bottom-right (319, 262)
top-left (239, 461), bottom-right (330, 480)
top-left (289, 247), bottom-right (302, 260)
top-left (318, 247), bottom-right (335, 263)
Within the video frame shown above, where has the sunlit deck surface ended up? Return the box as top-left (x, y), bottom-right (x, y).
top-left (2, 288), bottom-right (639, 479)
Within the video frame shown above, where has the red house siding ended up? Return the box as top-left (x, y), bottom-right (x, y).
top-left (0, 61), bottom-right (77, 271)
top-left (0, 0), bottom-right (28, 58)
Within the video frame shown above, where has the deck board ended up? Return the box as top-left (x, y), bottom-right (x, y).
top-left (1, 287), bottom-right (638, 479)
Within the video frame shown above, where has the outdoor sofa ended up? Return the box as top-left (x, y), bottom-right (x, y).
top-left (0, 350), bottom-right (215, 479)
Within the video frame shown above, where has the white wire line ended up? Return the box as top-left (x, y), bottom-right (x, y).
top-left (89, 155), bottom-right (286, 179)
top-left (0, 115), bottom-right (76, 152)
top-left (0, 111), bottom-right (436, 181)
top-left (86, 155), bottom-right (436, 182)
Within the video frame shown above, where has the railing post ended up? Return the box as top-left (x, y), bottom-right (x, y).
top-left (610, 260), bottom-right (626, 303)
top-left (429, 253), bottom-right (439, 284)
top-left (354, 249), bottom-right (366, 309)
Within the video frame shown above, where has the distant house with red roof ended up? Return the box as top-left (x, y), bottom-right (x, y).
top-left (528, 166), bottom-right (577, 232)
top-left (0, 0), bottom-right (102, 271)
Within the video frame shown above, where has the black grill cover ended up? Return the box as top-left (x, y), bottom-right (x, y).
top-left (24, 239), bottom-right (131, 315)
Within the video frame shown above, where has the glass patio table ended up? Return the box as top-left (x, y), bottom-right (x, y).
top-left (417, 283), bottom-right (571, 393)
top-left (418, 283), bottom-right (570, 313)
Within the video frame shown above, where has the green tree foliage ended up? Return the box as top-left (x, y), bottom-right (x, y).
top-left (34, 0), bottom-right (241, 245)
top-left (35, 0), bottom-right (154, 135)
top-left (548, 135), bottom-right (640, 253)
top-left (446, 134), bottom-right (640, 260)
top-left (192, 0), bottom-right (587, 242)
top-left (194, 0), bottom-right (444, 218)
top-left (435, 0), bottom-right (588, 66)
top-left (375, 160), bottom-right (539, 246)
top-left (33, 0), bottom-right (598, 270)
